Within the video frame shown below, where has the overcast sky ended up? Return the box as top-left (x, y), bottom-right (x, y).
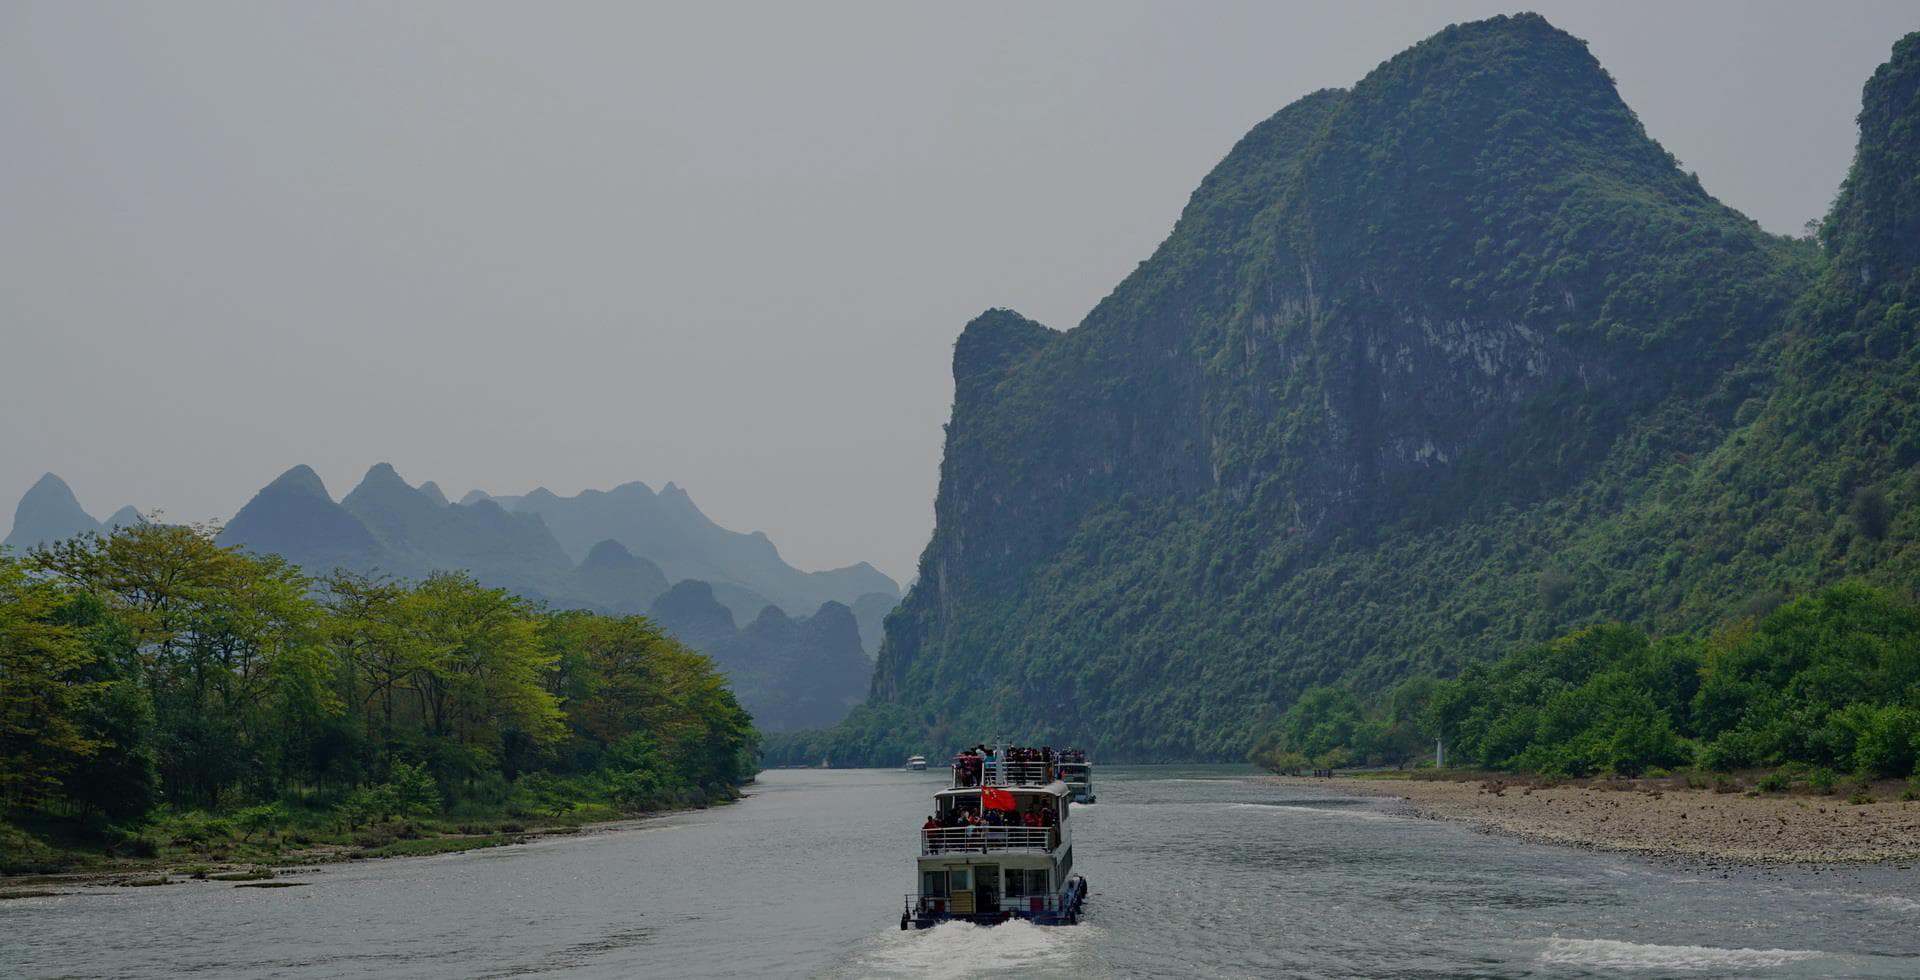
top-left (3, 2), bottom-right (1916, 581)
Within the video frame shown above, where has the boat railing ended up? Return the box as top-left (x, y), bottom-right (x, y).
top-left (920, 826), bottom-right (1057, 855)
top-left (905, 891), bottom-right (1074, 916)
top-left (950, 760), bottom-right (1055, 788)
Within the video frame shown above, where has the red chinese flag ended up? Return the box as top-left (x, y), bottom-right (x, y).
top-left (982, 787), bottom-right (1016, 811)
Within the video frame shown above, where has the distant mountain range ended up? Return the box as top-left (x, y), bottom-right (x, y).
top-left (649, 580), bottom-right (872, 732)
top-left (2, 464), bottom-right (899, 731)
top-left (2, 473), bottom-right (143, 552)
top-left (470, 479), bottom-right (898, 620)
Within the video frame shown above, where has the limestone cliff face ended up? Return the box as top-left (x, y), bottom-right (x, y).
top-left (868, 15), bottom-right (1817, 757)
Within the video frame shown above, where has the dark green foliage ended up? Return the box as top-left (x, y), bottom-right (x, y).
top-left (1693, 583), bottom-right (1920, 775)
top-left (1426, 624), bottom-right (1697, 777)
top-left (1245, 684), bottom-right (1432, 770)
top-left (1853, 486), bottom-right (1892, 540)
top-left (1359, 584), bottom-right (1920, 779)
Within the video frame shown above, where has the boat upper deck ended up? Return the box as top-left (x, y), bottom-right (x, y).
top-left (946, 745), bottom-right (1089, 790)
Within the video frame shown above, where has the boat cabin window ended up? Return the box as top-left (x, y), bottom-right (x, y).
top-left (1003, 867), bottom-right (1049, 898)
top-left (923, 868), bottom-right (969, 897)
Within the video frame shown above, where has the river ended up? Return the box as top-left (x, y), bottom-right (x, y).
top-left (5, 766), bottom-right (1919, 978)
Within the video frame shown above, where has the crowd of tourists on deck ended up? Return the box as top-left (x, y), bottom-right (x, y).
top-left (949, 744), bottom-right (1088, 787)
top-left (922, 805), bottom-right (1057, 831)
top-left (920, 801), bottom-right (1058, 853)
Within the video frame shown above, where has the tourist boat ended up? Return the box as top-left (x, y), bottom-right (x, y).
top-left (900, 744), bottom-right (1089, 929)
top-left (904, 755), bottom-right (928, 771)
top-left (1057, 755), bottom-right (1095, 804)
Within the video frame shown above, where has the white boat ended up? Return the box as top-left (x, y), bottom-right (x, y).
top-left (904, 755), bottom-right (928, 771)
top-left (900, 744), bottom-right (1089, 929)
top-left (1057, 753), bottom-right (1094, 803)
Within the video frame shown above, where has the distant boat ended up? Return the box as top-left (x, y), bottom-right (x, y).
top-left (905, 755), bottom-right (928, 771)
top-left (1058, 756), bottom-right (1095, 804)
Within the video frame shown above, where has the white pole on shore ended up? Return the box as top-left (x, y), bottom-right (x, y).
top-left (1435, 737), bottom-right (1444, 769)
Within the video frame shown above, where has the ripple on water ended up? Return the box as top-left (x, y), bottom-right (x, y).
top-left (1537, 937), bottom-right (1826, 972)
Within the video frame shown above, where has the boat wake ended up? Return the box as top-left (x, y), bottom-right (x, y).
top-left (1537, 937), bottom-right (1826, 972)
top-left (1228, 802), bottom-right (1399, 822)
top-left (825, 920), bottom-right (1106, 979)
top-left (1799, 888), bottom-right (1920, 913)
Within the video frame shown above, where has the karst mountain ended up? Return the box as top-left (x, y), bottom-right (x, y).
top-left (823, 15), bottom-right (1920, 762)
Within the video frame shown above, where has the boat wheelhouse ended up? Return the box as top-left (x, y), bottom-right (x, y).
top-left (901, 745), bottom-right (1088, 929)
top-left (904, 755), bottom-right (928, 771)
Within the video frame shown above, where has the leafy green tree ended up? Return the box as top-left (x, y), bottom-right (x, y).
top-left (398, 573), bottom-right (564, 780)
top-left (0, 553), bottom-right (104, 814)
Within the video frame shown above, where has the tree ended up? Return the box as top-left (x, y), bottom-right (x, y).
top-left (0, 554), bottom-right (104, 814)
top-left (1851, 486), bottom-right (1892, 541)
top-left (397, 574), bottom-right (564, 783)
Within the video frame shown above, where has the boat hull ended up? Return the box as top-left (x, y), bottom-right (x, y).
top-left (901, 875), bottom-right (1088, 930)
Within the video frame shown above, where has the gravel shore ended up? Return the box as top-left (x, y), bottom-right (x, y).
top-left (1268, 774), bottom-right (1920, 864)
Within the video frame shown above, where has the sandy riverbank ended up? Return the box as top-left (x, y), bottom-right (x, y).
top-left (1267, 773), bottom-right (1920, 864)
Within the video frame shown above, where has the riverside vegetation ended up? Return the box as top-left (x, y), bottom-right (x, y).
top-left (1252, 583), bottom-right (1920, 795)
top-left (0, 522), bottom-right (757, 875)
top-left (774, 18), bottom-right (1920, 770)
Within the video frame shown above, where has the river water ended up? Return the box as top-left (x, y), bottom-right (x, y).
top-left (5, 766), bottom-right (1919, 978)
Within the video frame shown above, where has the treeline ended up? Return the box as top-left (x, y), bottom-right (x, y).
top-left (758, 702), bottom-right (923, 769)
top-left (1, 523), bottom-right (756, 870)
top-left (1253, 582), bottom-right (1920, 781)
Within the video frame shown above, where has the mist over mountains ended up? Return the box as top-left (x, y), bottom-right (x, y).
top-left (4, 463), bottom-right (900, 732)
top-left (649, 580), bottom-right (873, 732)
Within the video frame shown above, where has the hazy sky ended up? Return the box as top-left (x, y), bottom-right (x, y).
top-left (3, 2), bottom-right (1916, 581)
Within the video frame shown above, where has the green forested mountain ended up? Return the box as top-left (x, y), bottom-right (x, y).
top-left (806, 16), bottom-right (1920, 765)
